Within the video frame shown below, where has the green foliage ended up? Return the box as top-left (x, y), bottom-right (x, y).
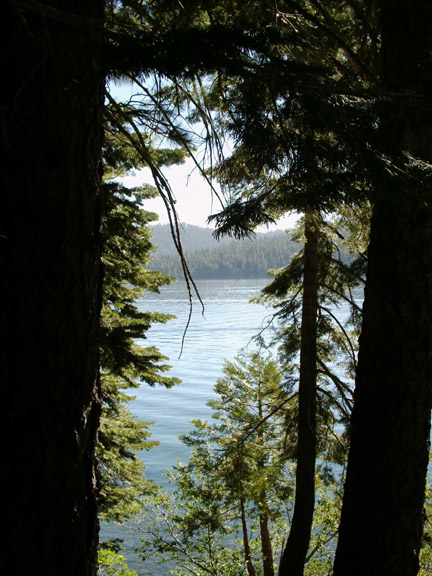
top-left (139, 489), bottom-right (246, 576)
top-left (420, 477), bottom-right (432, 575)
top-left (150, 228), bottom-right (300, 279)
top-left (180, 3), bottom-right (375, 246)
top-left (100, 182), bottom-right (178, 388)
top-left (199, 351), bottom-right (294, 513)
top-left (98, 107), bottom-right (182, 524)
top-left (97, 372), bottom-right (159, 522)
top-left (98, 549), bottom-right (139, 576)
top-left (257, 211), bottom-right (367, 464)
top-left (303, 488), bottom-right (342, 576)
top-left (138, 351), bottom-right (292, 575)
top-left (137, 350), bottom-right (345, 574)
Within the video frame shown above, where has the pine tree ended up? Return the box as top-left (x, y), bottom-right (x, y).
top-left (278, 211), bottom-right (319, 575)
top-left (256, 210), bottom-right (366, 573)
top-left (98, 108), bottom-right (183, 524)
top-left (334, 2), bottom-right (432, 573)
top-left (0, 2), bottom-right (104, 574)
top-left (98, 181), bottom-right (176, 523)
top-left (200, 9), bottom-right (371, 567)
top-left (139, 351), bottom-right (294, 576)
top-left (139, 349), bottom-right (345, 575)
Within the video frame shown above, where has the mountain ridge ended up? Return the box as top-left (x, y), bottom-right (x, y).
top-left (149, 224), bottom-right (299, 279)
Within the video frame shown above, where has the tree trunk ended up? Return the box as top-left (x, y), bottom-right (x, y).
top-left (260, 511), bottom-right (275, 576)
top-left (256, 379), bottom-right (275, 576)
top-left (334, 2), bottom-right (432, 574)
top-left (0, 2), bottom-right (104, 574)
top-left (241, 498), bottom-right (257, 576)
top-left (279, 214), bottom-right (319, 576)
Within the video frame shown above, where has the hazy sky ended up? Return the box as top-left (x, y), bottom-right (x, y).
top-left (110, 81), bottom-right (298, 231)
top-left (121, 160), bottom-right (298, 231)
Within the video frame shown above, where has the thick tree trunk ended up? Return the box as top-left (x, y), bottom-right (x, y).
top-left (279, 214), bottom-right (319, 576)
top-left (334, 2), bottom-right (432, 574)
top-left (0, 2), bottom-right (104, 575)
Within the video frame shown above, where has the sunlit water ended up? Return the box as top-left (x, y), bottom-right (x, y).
top-left (100, 278), bottom-right (362, 574)
top-left (100, 278), bottom-right (274, 574)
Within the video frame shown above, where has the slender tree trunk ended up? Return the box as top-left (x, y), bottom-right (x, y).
top-left (241, 498), bottom-right (257, 576)
top-left (279, 213), bottom-right (319, 576)
top-left (256, 381), bottom-right (275, 576)
top-left (0, 2), bottom-right (104, 574)
top-left (334, 2), bottom-right (432, 574)
top-left (260, 510), bottom-right (275, 576)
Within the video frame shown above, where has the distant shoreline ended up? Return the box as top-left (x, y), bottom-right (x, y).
top-left (149, 223), bottom-right (300, 280)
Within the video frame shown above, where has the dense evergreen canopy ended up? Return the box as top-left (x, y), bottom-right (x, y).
top-left (149, 226), bottom-right (300, 279)
top-left (2, 1), bottom-right (432, 575)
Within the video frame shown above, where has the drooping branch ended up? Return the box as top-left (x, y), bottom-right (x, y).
top-left (105, 90), bottom-right (204, 355)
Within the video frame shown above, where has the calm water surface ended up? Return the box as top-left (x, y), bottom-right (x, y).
top-left (100, 278), bottom-right (274, 574)
top-left (134, 278), bottom-right (273, 480)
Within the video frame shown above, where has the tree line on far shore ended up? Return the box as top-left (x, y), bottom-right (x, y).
top-left (149, 224), bottom-right (300, 279)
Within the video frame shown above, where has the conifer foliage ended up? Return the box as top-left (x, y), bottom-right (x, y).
top-left (138, 350), bottom-right (345, 575)
top-left (3, 2), bottom-right (432, 575)
top-left (98, 107), bottom-right (182, 523)
top-left (100, 2), bottom-right (432, 574)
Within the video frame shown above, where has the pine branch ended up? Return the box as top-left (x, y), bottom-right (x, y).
top-left (9, 0), bottom-right (102, 29)
top-left (104, 91), bottom-right (204, 356)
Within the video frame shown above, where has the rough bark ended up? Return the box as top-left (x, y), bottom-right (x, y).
top-left (279, 215), bottom-right (319, 576)
top-left (0, 2), bottom-right (104, 574)
top-left (334, 2), bottom-right (432, 574)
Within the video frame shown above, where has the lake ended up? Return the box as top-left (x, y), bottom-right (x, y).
top-left (100, 278), bottom-right (275, 574)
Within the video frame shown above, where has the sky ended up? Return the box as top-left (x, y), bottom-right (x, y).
top-left (110, 81), bottom-right (298, 231)
top-left (121, 160), bottom-right (298, 232)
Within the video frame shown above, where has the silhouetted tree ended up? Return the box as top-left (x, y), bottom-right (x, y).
top-left (1, 2), bottom-right (104, 574)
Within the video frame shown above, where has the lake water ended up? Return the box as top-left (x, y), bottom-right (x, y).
top-left (100, 278), bottom-right (275, 574)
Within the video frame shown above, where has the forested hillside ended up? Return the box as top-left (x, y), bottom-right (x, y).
top-left (149, 224), bottom-right (299, 279)
top-left (150, 223), bottom-right (232, 254)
